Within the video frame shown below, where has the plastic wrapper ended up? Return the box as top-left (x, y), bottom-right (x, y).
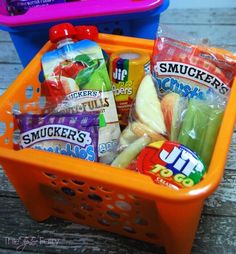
top-left (111, 74), bottom-right (167, 169)
top-left (175, 92), bottom-right (226, 167)
top-left (150, 27), bottom-right (236, 167)
top-left (12, 102), bottom-right (100, 162)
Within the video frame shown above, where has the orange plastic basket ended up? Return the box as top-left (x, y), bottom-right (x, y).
top-left (0, 34), bottom-right (236, 254)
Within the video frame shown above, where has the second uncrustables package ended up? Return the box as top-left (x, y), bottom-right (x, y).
top-left (151, 34), bottom-right (236, 167)
top-left (41, 39), bottom-right (121, 164)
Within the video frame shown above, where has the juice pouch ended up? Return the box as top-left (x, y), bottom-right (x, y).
top-left (41, 23), bottom-right (121, 164)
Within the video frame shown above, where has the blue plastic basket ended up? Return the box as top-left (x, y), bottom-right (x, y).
top-left (0, 0), bottom-right (169, 67)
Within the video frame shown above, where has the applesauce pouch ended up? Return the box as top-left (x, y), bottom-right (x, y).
top-left (41, 24), bottom-right (120, 164)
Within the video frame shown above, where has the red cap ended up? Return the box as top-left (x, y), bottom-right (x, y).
top-left (75, 26), bottom-right (99, 41)
top-left (49, 23), bottom-right (77, 44)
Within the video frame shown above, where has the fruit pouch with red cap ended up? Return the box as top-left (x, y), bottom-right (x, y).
top-left (41, 23), bottom-right (120, 164)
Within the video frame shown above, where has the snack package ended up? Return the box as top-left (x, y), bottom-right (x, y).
top-left (6, 0), bottom-right (65, 15)
top-left (15, 112), bottom-right (100, 162)
top-left (136, 141), bottom-right (206, 190)
top-left (42, 23), bottom-right (121, 164)
top-left (109, 50), bottom-right (150, 128)
top-left (111, 74), bottom-right (167, 169)
top-left (151, 30), bottom-right (236, 167)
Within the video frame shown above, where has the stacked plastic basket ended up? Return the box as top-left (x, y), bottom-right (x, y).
top-left (1, 1), bottom-right (236, 254)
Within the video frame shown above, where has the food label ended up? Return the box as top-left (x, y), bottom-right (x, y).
top-left (137, 141), bottom-right (206, 190)
top-left (110, 52), bottom-right (150, 127)
top-left (151, 37), bottom-right (234, 100)
top-left (16, 113), bottom-right (99, 162)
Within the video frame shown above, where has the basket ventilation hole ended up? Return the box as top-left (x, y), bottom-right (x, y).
top-left (107, 204), bottom-right (114, 209)
top-left (105, 195), bottom-right (112, 200)
top-left (36, 87), bottom-right (40, 94)
top-left (107, 210), bottom-right (120, 219)
top-left (12, 103), bottom-right (20, 113)
top-left (97, 218), bottom-right (110, 226)
top-left (89, 186), bottom-right (96, 191)
top-left (39, 96), bottom-right (46, 109)
top-left (51, 181), bottom-right (56, 186)
top-left (81, 203), bottom-right (93, 211)
top-left (62, 179), bottom-right (68, 184)
top-left (9, 122), bottom-right (14, 128)
top-left (115, 201), bottom-right (132, 211)
top-left (44, 172), bottom-right (57, 179)
top-left (5, 138), bottom-right (9, 144)
top-left (134, 217), bottom-right (148, 226)
top-left (25, 86), bottom-right (34, 99)
top-left (123, 226), bottom-right (136, 234)
top-left (13, 129), bottom-right (20, 144)
top-left (146, 232), bottom-right (158, 239)
top-left (117, 194), bottom-right (125, 199)
top-left (72, 180), bottom-right (85, 185)
top-left (78, 189), bottom-right (84, 193)
top-left (88, 194), bottom-right (103, 202)
top-left (0, 122), bottom-right (6, 137)
top-left (73, 212), bottom-right (86, 220)
top-left (61, 187), bottom-right (76, 196)
top-left (38, 70), bottom-right (45, 83)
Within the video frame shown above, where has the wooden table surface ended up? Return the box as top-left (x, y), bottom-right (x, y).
top-left (0, 7), bottom-right (236, 254)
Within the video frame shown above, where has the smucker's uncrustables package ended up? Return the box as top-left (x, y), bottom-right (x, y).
top-left (41, 39), bottom-right (121, 164)
top-left (15, 113), bottom-right (100, 162)
top-left (151, 33), bottom-right (236, 167)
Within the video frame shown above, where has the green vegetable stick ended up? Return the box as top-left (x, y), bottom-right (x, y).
top-left (177, 100), bottom-right (195, 150)
top-left (199, 107), bottom-right (224, 167)
top-left (178, 100), bottom-right (210, 153)
top-left (191, 101), bottom-right (211, 155)
top-left (111, 136), bottom-right (151, 168)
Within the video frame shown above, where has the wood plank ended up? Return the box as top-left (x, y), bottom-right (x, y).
top-left (0, 249), bottom-right (36, 254)
top-left (193, 216), bottom-right (236, 254)
top-left (0, 31), bottom-right (11, 43)
top-left (0, 196), bottom-right (235, 254)
top-left (204, 170), bottom-right (236, 216)
top-left (0, 42), bottom-right (20, 64)
top-left (0, 196), bottom-right (165, 254)
top-left (0, 64), bottom-right (23, 95)
top-left (162, 8), bottom-right (236, 25)
top-left (156, 24), bottom-right (236, 49)
top-left (169, 0), bottom-right (236, 9)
